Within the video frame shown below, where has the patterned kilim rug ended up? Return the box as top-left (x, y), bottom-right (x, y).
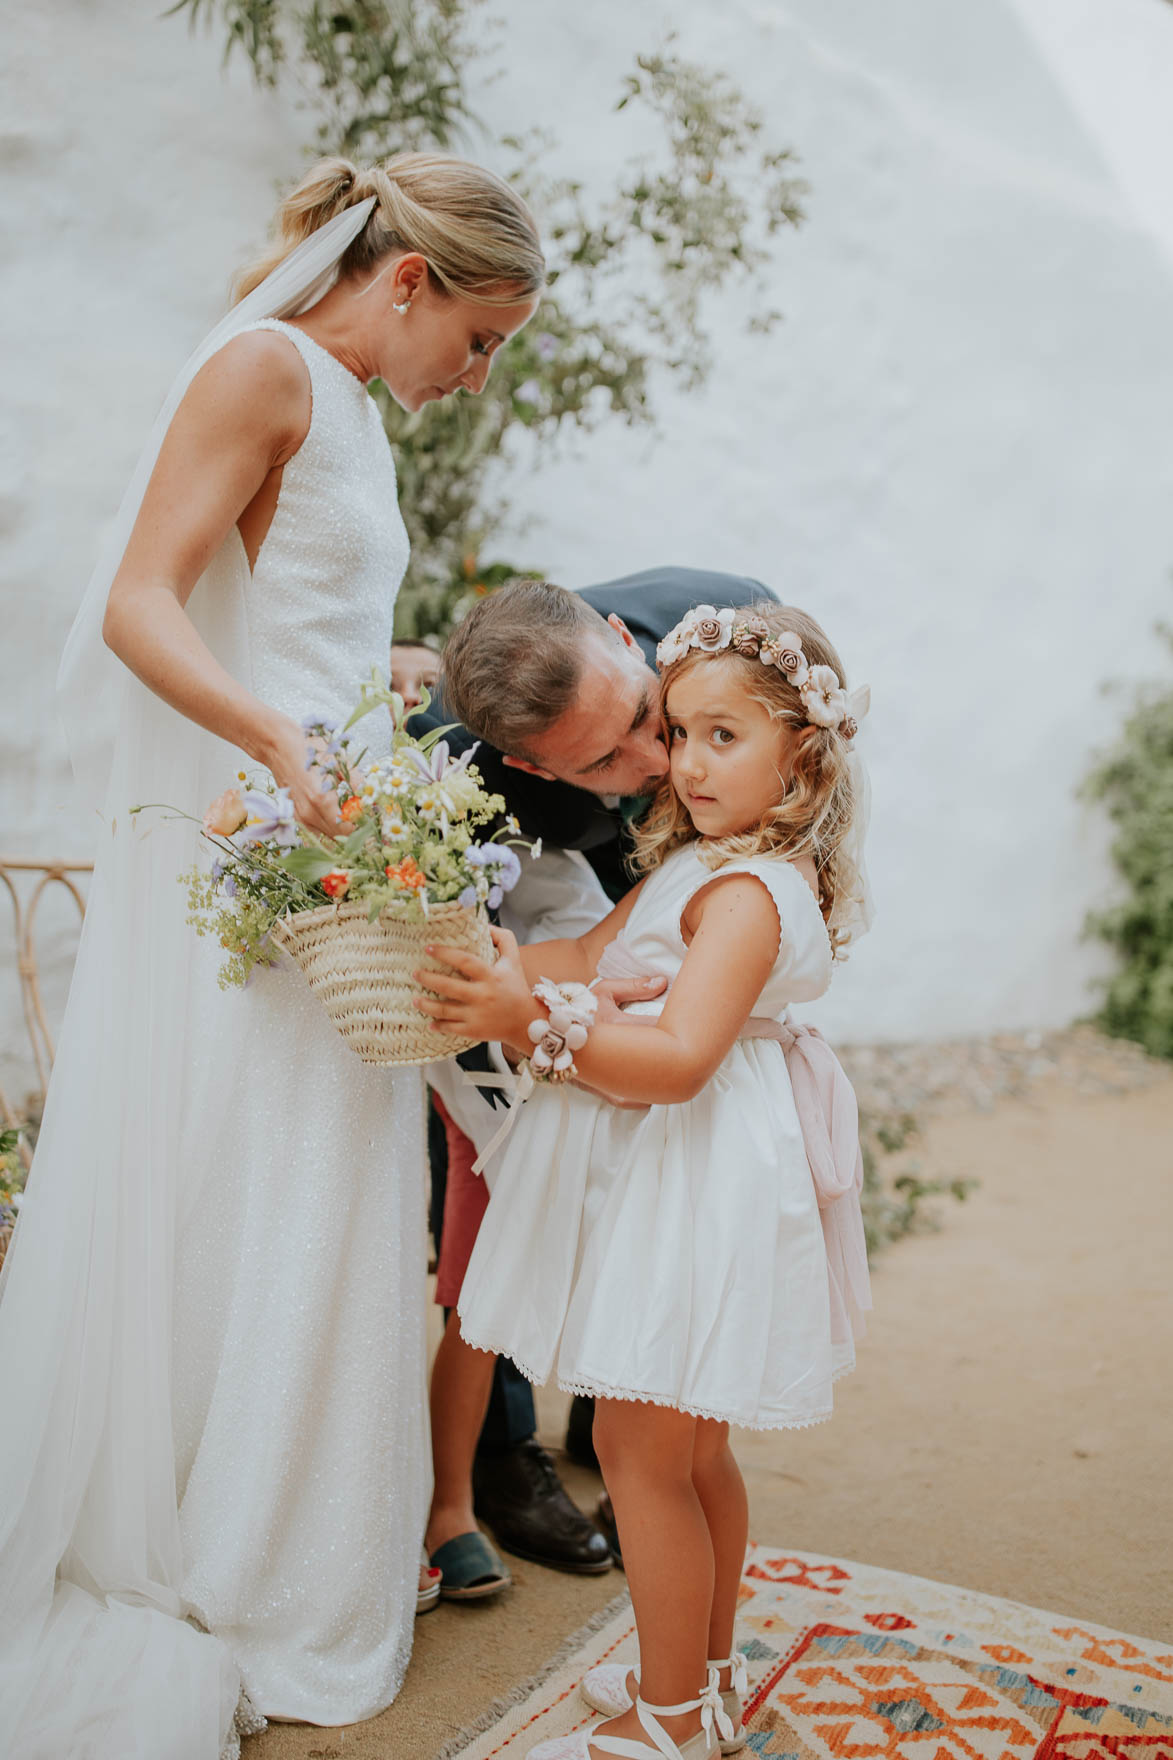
top-left (439, 1544), bottom-right (1173, 1760)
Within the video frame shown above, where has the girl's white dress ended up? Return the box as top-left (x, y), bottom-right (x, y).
top-left (458, 846), bottom-right (870, 1432)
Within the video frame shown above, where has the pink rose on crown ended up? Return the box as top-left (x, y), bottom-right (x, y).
top-left (692, 607), bottom-right (736, 652)
top-left (775, 633), bottom-right (808, 676)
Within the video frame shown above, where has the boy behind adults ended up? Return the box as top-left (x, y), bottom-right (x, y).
top-left (389, 636), bottom-right (441, 711)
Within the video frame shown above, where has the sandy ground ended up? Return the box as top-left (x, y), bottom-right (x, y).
top-left (252, 1056), bottom-right (1173, 1760)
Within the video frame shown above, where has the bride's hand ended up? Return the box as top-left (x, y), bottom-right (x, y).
top-left (261, 713), bottom-right (347, 839)
top-left (413, 927), bottom-right (532, 1046)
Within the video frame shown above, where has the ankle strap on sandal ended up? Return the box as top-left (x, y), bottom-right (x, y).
top-left (634, 1679), bottom-right (725, 1756)
top-left (585, 1684), bottom-right (722, 1760)
top-left (705, 1651), bottom-right (748, 1698)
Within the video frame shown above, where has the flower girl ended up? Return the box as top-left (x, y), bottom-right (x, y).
top-left (417, 603), bottom-right (872, 1760)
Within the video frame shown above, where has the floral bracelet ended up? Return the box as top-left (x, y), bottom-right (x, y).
top-left (526, 977), bottom-right (599, 1083)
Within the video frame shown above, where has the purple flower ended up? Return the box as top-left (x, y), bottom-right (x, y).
top-left (487, 885), bottom-right (503, 909)
top-left (300, 712), bottom-right (339, 734)
top-left (458, 886), bottom-right (478, 909)
top-left (223, 875), bottom-right (237, 898)
top-left (466, 844), bottom-right (522, 892)
top-left (400, 740), bottom-right (478, 786)
top-left (211, 858), bottom-right (224, 882)
top-left (495, 846), bottom-right (522, 891)
top-left (236, 788), bottom-right (299, 848)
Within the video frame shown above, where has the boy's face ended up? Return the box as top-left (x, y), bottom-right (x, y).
top-left (390, 642), bottom-right (441, 711)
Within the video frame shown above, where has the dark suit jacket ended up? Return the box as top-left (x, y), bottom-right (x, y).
top-left (421, 565), bottom-right (777, 898)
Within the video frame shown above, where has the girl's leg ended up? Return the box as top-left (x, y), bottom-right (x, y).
top-left (593, 1399), bottom-right (712, 1751)
top-left (691, 1419), bottom-right (749, 1684)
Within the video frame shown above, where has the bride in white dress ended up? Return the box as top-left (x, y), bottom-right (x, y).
top-left (0, 155), bottom-right (541, 1759)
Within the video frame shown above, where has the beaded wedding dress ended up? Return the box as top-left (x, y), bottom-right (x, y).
top-left (0, 208), bottom-right (430, 1759)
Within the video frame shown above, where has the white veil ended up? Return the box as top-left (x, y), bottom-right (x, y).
top-left (0, 197), bottom-right (376, 1760)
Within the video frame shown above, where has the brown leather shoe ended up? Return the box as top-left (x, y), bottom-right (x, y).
top-left (473, 1440), bottom-right (612, 1575)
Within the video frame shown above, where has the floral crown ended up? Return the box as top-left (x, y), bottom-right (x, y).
top-left (655, 605), bottom-right (870, 739)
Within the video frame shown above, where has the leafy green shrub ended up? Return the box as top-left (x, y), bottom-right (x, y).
top-left (1083, 631), bottom-right (1173, 1058)
top-left (860, 1111), bottom-right (974, 1256)
top-left (175, 0), bottom-right (805, 633)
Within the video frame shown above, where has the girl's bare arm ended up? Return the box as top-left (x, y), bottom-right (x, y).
top-left (419, 872), bottom-right (779, 1104)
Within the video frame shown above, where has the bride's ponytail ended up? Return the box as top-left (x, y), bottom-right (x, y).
top-left (233, 151), bottom-right (544, 308)
top-left (233, 158), bottom-right (365, 300)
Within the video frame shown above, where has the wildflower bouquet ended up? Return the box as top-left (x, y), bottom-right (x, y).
top-left (171, 672), bottom-right (534, 1065)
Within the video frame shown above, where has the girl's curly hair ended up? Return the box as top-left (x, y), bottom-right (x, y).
top-left (630, 604), bottom-right (867, 958)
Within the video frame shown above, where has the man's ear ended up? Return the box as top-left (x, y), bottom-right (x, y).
top-left (502, 754), bottom-right (557, 781)
top-left (607, 613), bottom-right (638, 651)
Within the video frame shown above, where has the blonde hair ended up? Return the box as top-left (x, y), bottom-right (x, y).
top-left (632, 604), bottom-right (865, 958)
top-left (234, 153), bottom-right (545, 305)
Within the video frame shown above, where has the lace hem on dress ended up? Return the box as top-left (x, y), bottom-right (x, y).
top-left (457, 1320), bottom-right (854, 1432)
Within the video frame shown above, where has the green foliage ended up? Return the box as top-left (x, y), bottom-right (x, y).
top-left (184, 863), bottom-right (287, 990)
top-left (1082, 628), bottom-right (1173, 1058)
top-left (0, 1126), bottom-right (25, 1223)
top-left (859, 1111), bottom-right (975, 1256)
top-left (173, 0), bottom-right (805, 635)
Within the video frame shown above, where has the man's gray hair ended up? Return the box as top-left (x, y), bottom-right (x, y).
top-left (440, 581), bottom-right (615, 756)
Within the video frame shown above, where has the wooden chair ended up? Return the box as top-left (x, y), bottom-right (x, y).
top-left (0, 858), bottom-right (93, 1168)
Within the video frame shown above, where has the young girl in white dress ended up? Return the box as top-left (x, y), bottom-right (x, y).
top-left (418, 601), bottom-right (873, 1760)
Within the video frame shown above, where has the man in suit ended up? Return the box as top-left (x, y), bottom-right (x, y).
top-left (422, 565), bottom-right (777, 1591)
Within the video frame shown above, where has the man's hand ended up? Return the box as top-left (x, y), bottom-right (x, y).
top-left (591, 974), bottom-right (667, 1024)
top-left (569, 973), bottom-right (665, 1108)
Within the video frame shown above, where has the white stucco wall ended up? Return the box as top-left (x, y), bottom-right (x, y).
top-left (4, 0), bottom-right (1173, 1095)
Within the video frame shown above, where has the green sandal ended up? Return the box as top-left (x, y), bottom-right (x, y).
top-left (430, 1531), bottom-right (512, 1601)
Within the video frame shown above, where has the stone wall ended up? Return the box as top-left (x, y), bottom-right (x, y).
top-left (3, 0), bottom-right (1173, 1098)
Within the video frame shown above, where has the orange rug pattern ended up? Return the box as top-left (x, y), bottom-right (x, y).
top-left (443, 1546), bottom-right (1173, 1760)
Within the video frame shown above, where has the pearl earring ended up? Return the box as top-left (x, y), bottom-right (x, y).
top-left (393, 299), bottom-right (411, 315)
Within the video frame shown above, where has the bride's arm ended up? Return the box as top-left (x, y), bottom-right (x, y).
top-left (101, 331), bottom-right (344, 836)
top-left (419, 873), bottom-right (779, 1105)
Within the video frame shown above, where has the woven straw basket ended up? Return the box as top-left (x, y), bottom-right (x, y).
top-left (268, 899), bottom-right (496, 1066)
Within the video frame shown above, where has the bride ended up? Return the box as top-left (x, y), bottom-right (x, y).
top-left (0, 154), bottom-right (541, 1758)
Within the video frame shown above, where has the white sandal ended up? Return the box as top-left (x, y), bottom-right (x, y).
top-left (529, 1682), bottom-right (725, 1760)
top-left (581, 1655), bottom-right (747, 1754)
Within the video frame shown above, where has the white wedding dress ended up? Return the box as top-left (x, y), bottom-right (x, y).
top-left (0, 309), bottom-right (429, 1757)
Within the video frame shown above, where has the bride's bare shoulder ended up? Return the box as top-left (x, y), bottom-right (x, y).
top-left (178, 328), bottom-right (312, 455)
